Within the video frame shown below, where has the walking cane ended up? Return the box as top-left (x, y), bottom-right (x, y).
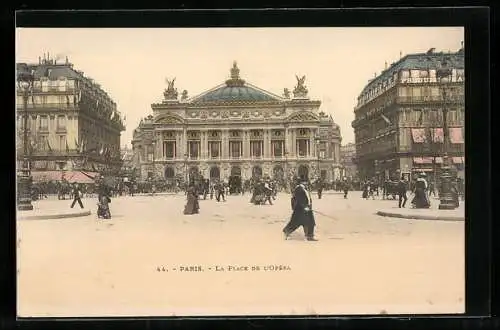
top-left (312, 209), bottom-right (339, 221)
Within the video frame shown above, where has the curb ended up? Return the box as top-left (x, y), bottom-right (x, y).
top-left (376, 210), bottom-right (464, 222)
top-left (18, 210), bottom-right (92, 220)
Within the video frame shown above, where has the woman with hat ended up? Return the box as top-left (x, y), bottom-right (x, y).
top-left (411, 172), bottom-right (431, 209)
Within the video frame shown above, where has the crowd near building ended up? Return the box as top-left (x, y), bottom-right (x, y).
top-left (16, 54), bottom-right (125, 183)
top-left (339, 142), bottom-right (358, 180)
top-left (352, 45), bottom-right (465, 183)
top-left (131, 62), bottom-right (342, 184)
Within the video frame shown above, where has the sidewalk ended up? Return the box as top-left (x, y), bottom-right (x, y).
top-left (17, 199), bottom-right (91, 220)
top-left (376, 202), bottom-right (465, 222)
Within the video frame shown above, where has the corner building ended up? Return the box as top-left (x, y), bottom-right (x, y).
top-left (352, 47), bottom-right (465, 181)
top-left (132, 62), bottom-right (342, 183)
top-left (16, 55), bottom-right (125, 181)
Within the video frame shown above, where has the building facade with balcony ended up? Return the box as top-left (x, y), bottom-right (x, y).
top-left (16, 55), bottom-right (125, 182)
top-left (131, 62), bottom-right (342, 183)
top-left (352, 47), bottom-right (465, 182)
top-left (340, 142), bottom-right (357, 179)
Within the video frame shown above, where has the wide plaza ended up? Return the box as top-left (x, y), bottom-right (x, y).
top-left (17, 192), bottom-right (465, 317)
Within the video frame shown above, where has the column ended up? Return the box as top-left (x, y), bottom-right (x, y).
top-left (243, 129), bottom-right (249, 158)
top-left (204, 131), bottom-right (209, 160)
top-left (222, 129), bottom-right (229, 159)
top-left (182, 128), bottom-right (187, 157)
top-left (290, 129), bottom-right (296, 157)
top-left (284, 126), bottom-right (289, 155)
top-left (309, 133), bottom-right (314, 157)
top-left (263, 129), bottom-right (270, 158)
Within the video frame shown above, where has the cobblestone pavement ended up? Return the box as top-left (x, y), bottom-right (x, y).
top-left (17, 192), bottom-right (464, 317)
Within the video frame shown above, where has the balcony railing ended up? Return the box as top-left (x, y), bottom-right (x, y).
top-left (396, 95), bottom-right (464, 104)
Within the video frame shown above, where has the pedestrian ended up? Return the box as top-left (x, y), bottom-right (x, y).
top-left (70, 183), bottom-right (84, 209)
top-left (411, 172), bottom-right (431, 208)
top-left (183, 185), bottom-right (199, 215)
top-left (397, 175), bottom-right (408, 208)
top-left (282, 176), bottom-right (317, 241)
top-left (317, 179), bottom-right (323, 199)
top-left (342, 179), bottom-right (350, 199)
top-left (263, 180), bottom-right (273, 205)
top-left (216, 181), bottom-right (225, 202)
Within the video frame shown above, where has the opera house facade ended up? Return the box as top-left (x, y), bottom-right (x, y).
top-left (131, 62), bottom-right (342, 184)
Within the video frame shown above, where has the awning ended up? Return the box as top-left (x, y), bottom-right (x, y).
top-left (449, 127), bottom-right (464, 144)
top-left (31, 171), bottom-right (61, 181)
top-left (434, 157), bottom-right (443, 164)
top-left (432, 128), bottom-right (444, 143)
top-left (413, 157), bottom-right (434, 164)
top-left (411, 168), bottom-right (434, 172)
top-left (452, 157), bottom-right (464, 164)
top-left (30, 171), bottom-right (98, 183)
top-left (411, 128), bottom-right (427, 143)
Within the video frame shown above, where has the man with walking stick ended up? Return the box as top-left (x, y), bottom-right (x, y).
top-left (282, 176), bottom-right (317, 241)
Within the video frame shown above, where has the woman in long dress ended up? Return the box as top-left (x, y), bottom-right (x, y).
top-left (411, 173), bottom-right (431, 208)
top-left (183, 186), bottom-right (199, 215)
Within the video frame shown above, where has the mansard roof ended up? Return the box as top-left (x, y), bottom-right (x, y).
top-left (360, 49), bottom-right (465, 96)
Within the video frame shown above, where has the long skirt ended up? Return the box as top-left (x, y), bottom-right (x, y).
top-left (411, 189), bottom-right (430, 208)
top-left (184, 195), bottom-right (199, 215)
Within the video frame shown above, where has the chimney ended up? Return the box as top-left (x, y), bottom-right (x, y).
top-left (399, 51), bottom-right (402, 59)
top-left (384, 61), bottom-right (388, 70)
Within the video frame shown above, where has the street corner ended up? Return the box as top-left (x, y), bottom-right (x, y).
top-left (17, 209), bottom-right (92, 221)
top-left (376, 207), bottom-right (465, 222)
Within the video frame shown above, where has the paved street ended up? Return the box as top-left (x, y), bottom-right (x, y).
top-left (17, 192), bottom-right (464, 317)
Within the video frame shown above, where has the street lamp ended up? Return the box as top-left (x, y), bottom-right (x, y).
top-left (436, 58), bottom-right (457, 210)
top-left (17, 67), bottom-right (34, 211)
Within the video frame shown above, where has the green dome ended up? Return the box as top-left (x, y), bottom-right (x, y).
top-left (194, 85), bottom-right (278, 103)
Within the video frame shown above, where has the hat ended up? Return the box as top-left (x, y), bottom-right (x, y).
top-left (419, 172), bottom-right (427, 177)
top-left (299, 175), bottom-right (308, 183)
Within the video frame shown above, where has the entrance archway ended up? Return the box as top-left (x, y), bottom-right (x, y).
top-left (210, 166), bottom-right (220, 180)
top-left (273, 165), bottom-right (284, 180)
top-left (297, 164), bottom-right (309, 180)
top-left (231, 166), bottom-right (241, 177)
top-left (164, 166), bottom-right (175, 179)
top-left (188, 166), bottom-right (199, 182)
top-left (252, 165), bottom-right (263, 178)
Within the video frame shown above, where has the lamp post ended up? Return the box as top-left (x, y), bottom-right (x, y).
top-left (17, 68), bottom-right (34, 211)
top-left (436, 59), bottom-right (457, 210)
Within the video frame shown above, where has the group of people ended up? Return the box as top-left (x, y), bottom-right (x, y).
top-left (366, 172), bottom-right (462, 209)
top-left (250, 179), bottom-right (277, 205)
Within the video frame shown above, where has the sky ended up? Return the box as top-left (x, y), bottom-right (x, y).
top-left (16, 27), bottom-right (463, 146)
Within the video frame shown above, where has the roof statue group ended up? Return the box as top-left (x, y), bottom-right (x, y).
top-left (162, 61), bottom-right (309, 102)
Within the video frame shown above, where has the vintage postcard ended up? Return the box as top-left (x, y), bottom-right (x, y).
top-left (16, 26), bottom-right (465, 317)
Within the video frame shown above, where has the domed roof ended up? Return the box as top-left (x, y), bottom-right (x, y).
top-left (194, 85), bottom-right (279, 103)
top-left (190, 61), bottom-right (283, 104)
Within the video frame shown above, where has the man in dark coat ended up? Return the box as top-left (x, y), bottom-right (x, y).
top-left (70, 183), bottom-right (84, 209)
top-left (342, 179), bottom-right (350, 199)
top-left (397, 175), bottom-right (408, 208)
top-left (317, 179), bottom-right (323, 199)
top-left (282, 177), bottom-right (317, 241)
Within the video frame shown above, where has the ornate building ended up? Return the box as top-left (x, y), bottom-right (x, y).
top-left (340, 142), bottom-right (357, 179)
top-left (131, 62), bottom-right (342, 183)
top-left (352, 46), bottom-right (465, 182)
top-left (16, 54), bottom-right (125, 182)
